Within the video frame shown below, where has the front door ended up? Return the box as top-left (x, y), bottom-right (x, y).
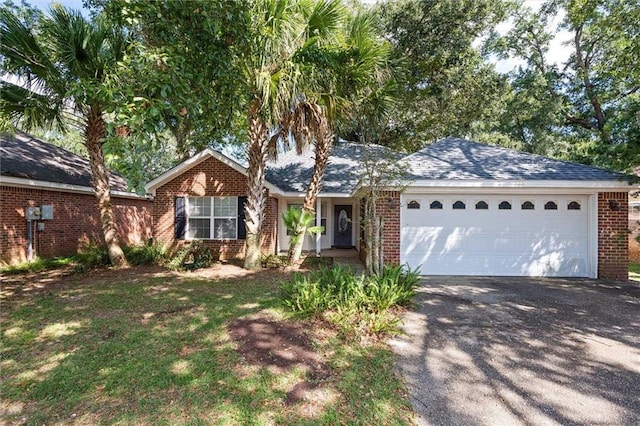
top-left (333, 205), bottom-right (352, 248)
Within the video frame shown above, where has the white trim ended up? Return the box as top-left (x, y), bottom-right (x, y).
top-left (144, 148), bottom-right (282, 196)
top-left (280, 191), bottom-right (353, 198)
top-left (589, 194), bottom-right (598, 278)
top-left (0, 175), bottom-right (150, 200)
top-left (316, 198), bottom-right (321, 256)
top-left (407, 179), bottom-right (633, 190)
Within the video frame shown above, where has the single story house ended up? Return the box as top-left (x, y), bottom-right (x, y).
top-left (0, 131), bottom-right (153, 265)
top-left (146, 137), bottom-right (631, 280)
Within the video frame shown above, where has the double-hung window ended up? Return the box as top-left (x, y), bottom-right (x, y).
top-left (186, 196), bottom-right (237, 240)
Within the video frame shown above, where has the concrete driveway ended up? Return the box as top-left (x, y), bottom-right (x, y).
top-left (388, 277), bottom-right (640, 425)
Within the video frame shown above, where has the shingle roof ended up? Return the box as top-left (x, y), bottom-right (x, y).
top-left (403, 137), bottom-right (628, 181)
top-left (1, 131), bottom-right (129, 191)
top-left (266, 142), bottom-right (397, 194)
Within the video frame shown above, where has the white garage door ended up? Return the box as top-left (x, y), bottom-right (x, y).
top-left (400, 194), bottom-right (592, 277)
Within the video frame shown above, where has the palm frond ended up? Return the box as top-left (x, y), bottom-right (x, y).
top-left (0, 6), bottom-right (66, 97)
top-left (0, 81), bottom-right (66, 132)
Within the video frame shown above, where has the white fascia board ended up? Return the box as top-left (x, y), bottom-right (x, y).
top-left (279, 191), bottom-right (353, 198)
top-left (404, 179), bottom-right (634, 192)
top-left (0, 176), bottom-right (150, 200)
top-left (144, 148), bottom-right (283, 196)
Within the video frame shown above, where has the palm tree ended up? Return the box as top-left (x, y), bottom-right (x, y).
top-left (242, 0), bottom-right (344, 269)
top-left (277, 11), bottom-right (394, 265)
top-left (0, 5), bottom-right (131, 267)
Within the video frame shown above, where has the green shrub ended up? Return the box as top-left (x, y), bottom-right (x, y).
top-left (123, 243), bottom-right (167, 266)
top-left (261, 254), bottom-right (290, 269)
top-left (74, 243), bottom-right (110, 271)
top-left (282, 264), bottom-right (419, 335)
top-left (166, 241), bottom-right (215, 271)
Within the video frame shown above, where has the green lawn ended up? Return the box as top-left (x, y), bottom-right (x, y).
top-left (0, 266), bottom-right (413, 425)
top-left (629, 262), bottom-right (640, 281)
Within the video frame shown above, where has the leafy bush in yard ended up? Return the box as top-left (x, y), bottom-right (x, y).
top-left (75, 242), bottom-right (168, 271)
top-left (166, 241), bottom-right (215, 271)
top-left (74, 243), bottom-right (110, 271)
top-left (282, 264), bottom-right (419, 335)
top-left (123, 243), bottom-right (167, 266)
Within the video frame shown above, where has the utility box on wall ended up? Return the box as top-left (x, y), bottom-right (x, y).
top-left (40, 205), bottom-right (54, 220)
top-left (25, 207), bottom-right (41, 221)
top-left (25, 205), bottom-right (54, 221)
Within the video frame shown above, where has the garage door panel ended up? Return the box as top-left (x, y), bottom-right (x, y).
top-left (400, 195), bottom-right (591, 277)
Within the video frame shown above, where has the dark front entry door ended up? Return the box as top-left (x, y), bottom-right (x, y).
top-left (334, 205), bottom-right (352, 248)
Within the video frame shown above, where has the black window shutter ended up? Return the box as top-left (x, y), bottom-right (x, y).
top-left (175, 197), bottom-right (186, 239)
top-left (237, 196), bottom-right (247, 239)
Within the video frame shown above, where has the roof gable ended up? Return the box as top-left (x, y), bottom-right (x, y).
top-left (0, 131), bottom-right (128, 191)
top-left (145, 147), bottom-right (281, 195)
top-left (404, 137), bottom-right (628, 182)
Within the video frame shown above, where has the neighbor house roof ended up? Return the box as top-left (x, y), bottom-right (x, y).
top-left (0, 131), bottom-right (141, 197)
top-left (266, 142), bottom-right (397, 195)
top-left (404, 137), bottom-right (629, 183)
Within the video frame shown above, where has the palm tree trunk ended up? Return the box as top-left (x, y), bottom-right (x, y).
top-left (85, 105), bottom-right (128, 268)
top-left (288, 129), bottom-right (334, 266)
top-left (244, 102), bottom-right (269, 269)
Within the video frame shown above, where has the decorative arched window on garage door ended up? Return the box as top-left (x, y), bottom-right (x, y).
top-left (475, 201), bottom-right (489, 210)
top-left (521, 201), bottom-right (535, 210)
top-left (545, 201), bottom-right (558, 210)
top-left (452, 200), bottom-right (466, 209)
top-left (567, 201), bottom-right (581, 210)
top-left (498, 201), bottom-right (512, 210)
top-left (430, 200), bottom-right (443, 209)
top-left (407, 200), bottom-right (421, 209)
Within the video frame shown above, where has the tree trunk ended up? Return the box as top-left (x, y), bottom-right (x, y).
top-left (573, 25), bottom-right (609, 143)
top-left (288, 129), bottom-right (334, 266)
top-left (85, 105), bottom-right (128, 268)
top-left (244, 102), bottom-right (269, 270)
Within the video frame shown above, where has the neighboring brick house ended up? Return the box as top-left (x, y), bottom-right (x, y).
top-left (0, 132), bottom-right (153, 265)
top-left (147, 137), bottom-right (632, 280)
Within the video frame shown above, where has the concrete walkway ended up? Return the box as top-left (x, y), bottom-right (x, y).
top-left (389, 276), bottom-right (640, 425)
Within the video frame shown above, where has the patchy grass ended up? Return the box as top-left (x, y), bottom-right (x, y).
top-left (629, 262), bottom-right (640, 281)
top-left (0, 266), bottom-right (413, 425)
top-left (1, 256), bottom-right (74, 275)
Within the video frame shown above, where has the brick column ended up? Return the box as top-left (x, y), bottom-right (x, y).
top-left (377, 191), bottom-right (401, 265)
top-left (598, 192), bottom-right (628, 280)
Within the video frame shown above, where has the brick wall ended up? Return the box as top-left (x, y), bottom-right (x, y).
top-left (598, 192), bottom-right (628, 280)
top-left (379, 191), bottom-right (401, 265)
top-left (1, 185), bottom-right (153, 265)
top-left (357, 192), bottom-right (401, 266)
top-left (152, 156), bottom-right (277, 260)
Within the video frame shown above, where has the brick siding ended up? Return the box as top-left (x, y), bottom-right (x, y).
top-left (152, 156), bottom-right (277, 260)
top-left (358, 192), bottom-right (401, 266)
top-left (598, 192), bottom-right (628, 280)
top-left (1, 185), bottom-right (152, 265)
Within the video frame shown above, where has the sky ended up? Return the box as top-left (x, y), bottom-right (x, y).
top-left (23, 0), bottom-right (574, 75)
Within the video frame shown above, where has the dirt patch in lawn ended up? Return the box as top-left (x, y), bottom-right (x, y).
top-left (228, 314), bottom-right (334, 410)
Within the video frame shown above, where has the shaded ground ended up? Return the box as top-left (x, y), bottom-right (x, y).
top-left (228, 315), bottom-right (332, 406)
top-left (390, 276), bottom-right (640, 426)
top-left (1, 263), bottom-right (412, 425)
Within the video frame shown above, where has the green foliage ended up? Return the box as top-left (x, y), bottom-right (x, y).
top-left (122, 243), bottom-right (167, 267)
top-left (260, 254), bottom-right (290, 269)
top-left (482, 0), bottom-right (640, 171)
top-left (74, 243), bottom-right (110, 271)
top-left (1, 267), bottom-right (412, 423)
top-left (282, 264), bottom-right (419, 335)
top-left (166, 240), bottom-right (215, 271)
top-left (342, 0), bottom-right (508, 150)
top-left (1, 256), bottom-right (73, 275)
top-left (282, 206), bottom-right (324, 246)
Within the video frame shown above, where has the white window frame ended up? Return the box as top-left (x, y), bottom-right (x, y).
top-left (186, 196), bottom-right (238, 240)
